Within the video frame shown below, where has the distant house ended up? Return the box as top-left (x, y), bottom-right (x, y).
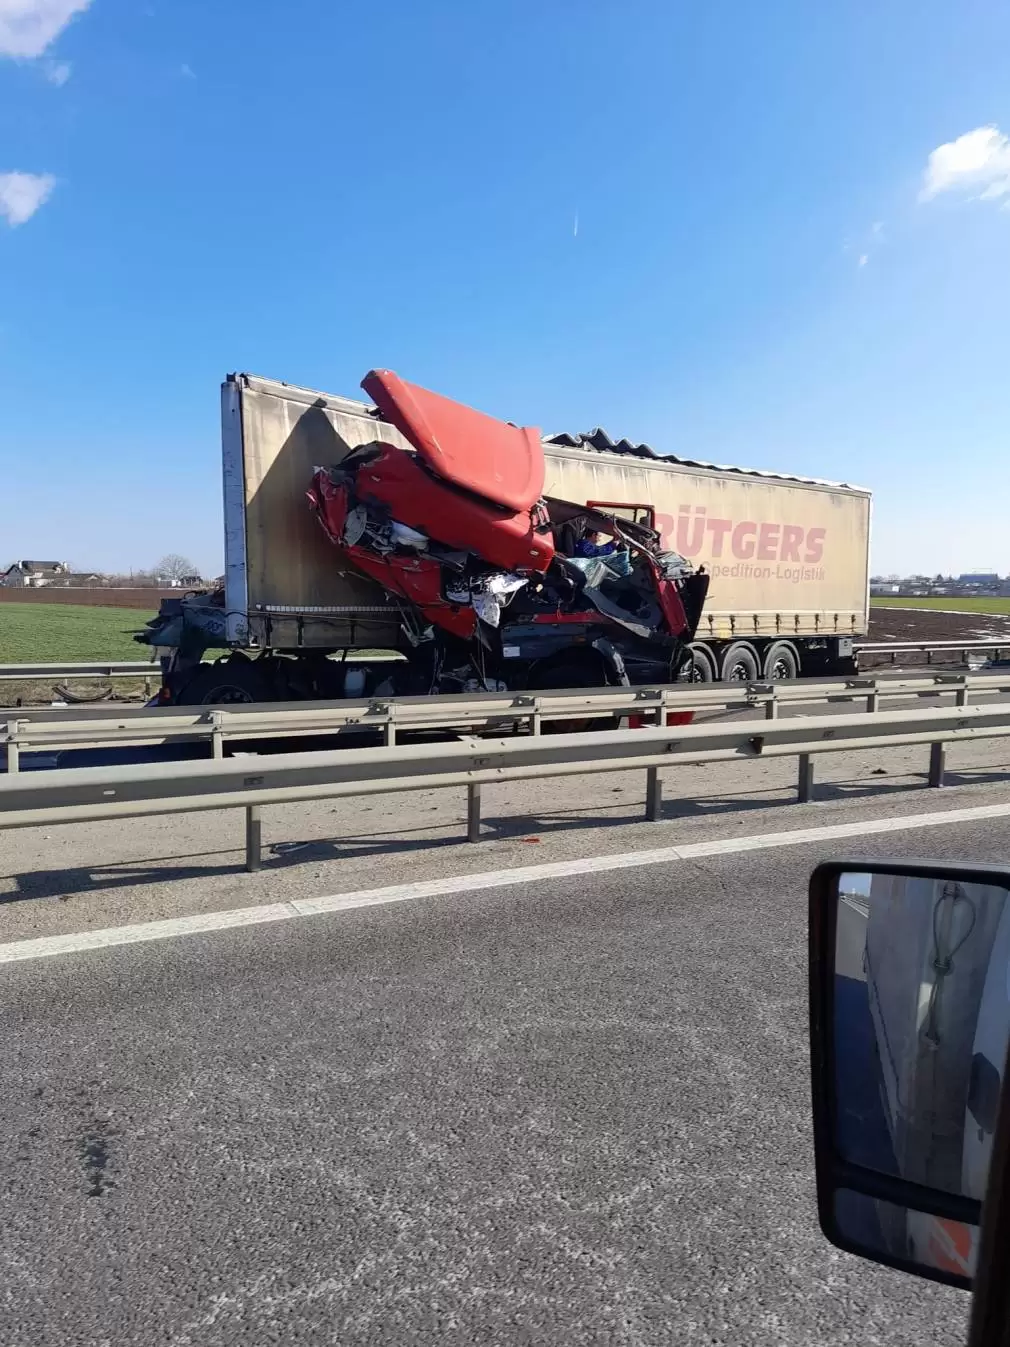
top-left (154, 574), bottom-right (204, 588)
top-left (60, 572), bottom-right (104, 587)
top-left (958, 572), bottom-right (1001, 586)
top-left (1, 560), bottom-right (69, 588)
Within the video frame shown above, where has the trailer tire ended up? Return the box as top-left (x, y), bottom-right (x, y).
top-left (676, 643), bottom-right (717, 683)
top-left (762, 641), bottom-right (799, 681)
top-left (175, 659), bottom-right (271, 706)
top-left (719, 642), bottom-right (760, 683)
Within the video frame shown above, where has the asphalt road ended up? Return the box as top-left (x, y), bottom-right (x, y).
top-left (3, 814), bottom-right (996, 1345)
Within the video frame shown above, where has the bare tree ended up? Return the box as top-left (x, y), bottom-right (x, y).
top-left (155, 554), bottom-right (198, 582)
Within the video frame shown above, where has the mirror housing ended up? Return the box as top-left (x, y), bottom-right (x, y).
top-left (809, 859), bottom-right (1010, 1290)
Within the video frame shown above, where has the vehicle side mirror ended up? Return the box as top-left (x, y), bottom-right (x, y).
top-left (809, 859), bottom-right (1010, 1290)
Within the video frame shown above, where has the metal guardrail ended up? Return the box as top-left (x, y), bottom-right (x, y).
top-left (856, 640), bottom-right (1010, 664)
top-left (0, 655), bottom-right (398, 683)
top-left (1, 702), bottom-right (1008, 870)
top-left (0, 637), bottom-right (1006, 688)
top-left (5, 671), bottom-right (1010, 768)
top-left (0, 660), bottom-right (159, 682)
top-left (856, 641), bottom-right (1007, 651)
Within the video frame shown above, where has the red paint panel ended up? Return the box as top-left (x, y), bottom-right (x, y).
top-left (306, 476), bottom-right (349, 544)
top-left (384, 555), bottom-right (478, 640)
top-left (363, 368), bottom-right (545, 512)
top-left (649, 563), bottom-right (689, 638)
top-left (308, 471), bottom-right (478, 639)
top-left (356, 444), bottom-right (554, 573)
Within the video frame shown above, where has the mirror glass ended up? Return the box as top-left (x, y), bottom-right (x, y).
top-left (834, 1190), bottom-right (980, 1279)
top-left (834, 871), bottom-right (1010, 1221)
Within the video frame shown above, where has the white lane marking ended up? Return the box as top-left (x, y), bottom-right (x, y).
top-left (5, 798), bottom-right (1010, 965)
top-left (2, 904), bottom-right (294, 964)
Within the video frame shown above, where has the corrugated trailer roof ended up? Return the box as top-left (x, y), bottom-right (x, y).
top-left (545, 427), bottom-right (869, 494)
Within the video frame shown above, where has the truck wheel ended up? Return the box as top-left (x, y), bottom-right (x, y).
top-left (175, 659), bottom-right (271, 706)
top-left (763, 641), bottom-right (799, 681)
top-left (676, 643), bottom-right (717, 683)
top-left (719, 642), bottom-right (760, 682)
top-left (529, 658), bottom-right (617, 733)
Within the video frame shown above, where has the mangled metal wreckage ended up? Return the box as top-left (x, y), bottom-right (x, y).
top-left (141, 370), bottom-right (708, 704)
top-left (303, 370), bottom-right (708, 696)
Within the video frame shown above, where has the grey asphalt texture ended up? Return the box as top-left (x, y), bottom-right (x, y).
top-left (3, 818), bottom-right (994, 1345)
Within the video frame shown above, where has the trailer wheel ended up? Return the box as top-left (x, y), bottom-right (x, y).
top-left (762, 641), bottom-right (799, 681)
top-left (719, 642), bottom-right (760, 682)
top-left (676, 643), bottom-right (717, 683)
top-left (175, 659), bottom-right (271, 706)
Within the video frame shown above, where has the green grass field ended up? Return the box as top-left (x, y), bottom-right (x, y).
top-left (871, 596), bottom-right (1010, 614)
top-left (0, 602), bottom-right (151, 663)
top-left (6, 594), bottom-right (1009, 663)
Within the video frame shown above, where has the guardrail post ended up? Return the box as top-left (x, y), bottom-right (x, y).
top-left (210, 711), bottom-right (225, 759)
top-left (764, 695), bottom-right (778, 720)
top-left (797, 754), bottom-right (814, 803)
top-left (645, 767), bottom-right (662, 821)
top-left (245, 806), bottom-right (262, 872)
top-left (467, 783), bottom-right (482, 842)
top-left (646, 702), bottom-right (666, 818)
top-left (956, 685), bottom-right (969, 708)
top-left (928, 742), bottom-right (947, 789)
top-left (866, 692), bottom-right (879, 713)
top-left (384, 708), bottom-right (396, 747)
top-left (4, 720), bottom-right (19, 775)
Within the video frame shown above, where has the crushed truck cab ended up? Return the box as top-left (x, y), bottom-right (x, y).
top-left (304, 370), bottom-right (708, 696)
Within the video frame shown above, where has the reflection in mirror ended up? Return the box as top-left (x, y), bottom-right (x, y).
top-left (834, 1189), bottom-right (979, 1279)
top-left (834, 871), bottom-right (1010, 1203)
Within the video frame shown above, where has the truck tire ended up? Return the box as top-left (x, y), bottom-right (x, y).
top-left (175, 659), bottom-right (271, 706)
top-left (719, 642), bottom-right (760, 683)
top-left (676, 642), bottom-right (717, 683)
top-left (762, 641), bottom-right (799, 681)
top-left (529, 658), bottom-right (617, 733)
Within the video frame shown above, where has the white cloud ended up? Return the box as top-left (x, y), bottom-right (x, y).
top-left (858, 253), bottom-right (869, 268)
top-left (919, 125), bottom-right (1010, 203)
top-left (0, 171), bottom-right (55, 225)
top-left (179, 62), bottom-right (195, 78)
top-left (45, 55), bottom-right (69, 83)
top-left (0, 0), bottom-right (91, 60)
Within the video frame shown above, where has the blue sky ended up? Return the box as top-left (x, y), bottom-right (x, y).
top-left (1, 0), bottom-right (1009, 577)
